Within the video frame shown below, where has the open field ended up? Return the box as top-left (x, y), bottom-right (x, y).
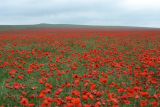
top-left (0, 25), bottom-right (160, 107)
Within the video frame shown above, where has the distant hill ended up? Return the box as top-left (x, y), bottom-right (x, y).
top-left (0, 23), bottom-right (159, 31)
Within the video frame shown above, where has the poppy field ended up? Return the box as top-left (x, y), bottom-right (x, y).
top-left (0, 28), bottom-right (160, 107)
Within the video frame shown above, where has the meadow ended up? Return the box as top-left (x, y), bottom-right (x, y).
top-left (0, 27), bottom-right (160, 107)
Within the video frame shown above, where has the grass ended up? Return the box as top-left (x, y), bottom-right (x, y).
top-left (0, 31), bottom-right (160, 107)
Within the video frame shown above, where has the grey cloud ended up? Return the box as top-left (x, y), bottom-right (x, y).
top-left (0, 0), bottom-right (159, 27)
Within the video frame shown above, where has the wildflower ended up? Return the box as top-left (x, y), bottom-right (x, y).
top-left (20, 98), bottom-right (29, 106)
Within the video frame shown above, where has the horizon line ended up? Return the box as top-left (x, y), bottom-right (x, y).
top-left (0, 23), bottom-right (160, 29)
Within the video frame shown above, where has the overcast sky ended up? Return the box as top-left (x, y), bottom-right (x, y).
top-left (0, 0), bottom-right (160, 27)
